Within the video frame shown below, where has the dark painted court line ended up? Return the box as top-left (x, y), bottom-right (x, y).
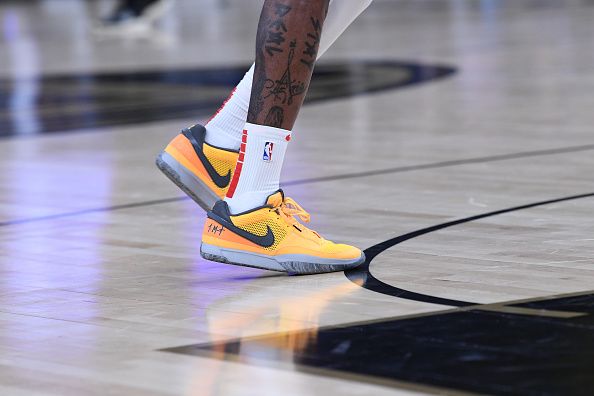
top-left (0, 61), bottom-right (456, 136)
top-left (2, 143), bottom-right (594, 227)
top-left (0, 197), bottom-right (184, 227)
top-left (345, 191), bottom-right (594, 307)
top-left (284, 143), bottom-right (594, 186)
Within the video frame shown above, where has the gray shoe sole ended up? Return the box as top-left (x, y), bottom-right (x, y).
top-left (155, 151), bottom-right (220, 211)
top-left (200, 242), bottom-right (366, 275)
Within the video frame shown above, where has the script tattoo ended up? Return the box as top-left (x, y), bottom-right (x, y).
top-left (264, 106), bottom-right (285, 128)
top-left (249, 2), bottom-right (292, 121)
top-left (248, 1), bottom-right (327, 125)
top-left (263, 40), bottom-right (306, 105)
top-left (300, 17), bottom-right (322, 70)
top-left (265, 3), bottom-right (292, 57)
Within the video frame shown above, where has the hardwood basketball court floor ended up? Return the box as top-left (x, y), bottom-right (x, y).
top-left (0, 1), bottom-right (593, 395)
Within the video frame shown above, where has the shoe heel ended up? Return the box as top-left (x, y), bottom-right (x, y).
top-left (200, 243), bottom-right (285, 272)
top-left (155, 151), bottom-right (219, 211)
top-left (199, 243), bottom-right (229, 264)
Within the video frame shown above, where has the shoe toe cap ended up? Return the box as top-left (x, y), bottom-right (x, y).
top-left (323, 241), bottom-right (364, 261)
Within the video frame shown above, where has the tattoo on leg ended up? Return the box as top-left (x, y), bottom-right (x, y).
top-left (264, 106), bottom-right (285, 128)
top-left (265, 3), bottom-right (292, 57)
top-left (248, 0), bottom-right (329, 128)
top-left (300, 17), bottom-right (322, 70)
top-left (248, 2), bottom-right (293, 121)
top-left (264, 40), bottom-right (306, 105)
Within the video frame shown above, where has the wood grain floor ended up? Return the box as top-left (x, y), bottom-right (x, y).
top-left (0, 0), bottom-right (593, 395)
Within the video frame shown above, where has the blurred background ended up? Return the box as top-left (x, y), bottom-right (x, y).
top-left (0, 0), bottom-right (509, 137)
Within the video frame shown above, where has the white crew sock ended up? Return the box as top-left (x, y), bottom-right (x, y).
top-left (202, 65), bottom-right (254, 150)
top-left (204, 0), bottom-right (374, 150)
top-left (224, 122), bottom-right (291, 213)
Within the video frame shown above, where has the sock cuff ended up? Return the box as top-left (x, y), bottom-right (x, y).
top-left (244, 122), bottom-right (292, 141)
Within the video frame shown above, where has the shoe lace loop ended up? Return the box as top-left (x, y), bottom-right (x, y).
top-left (276, 197), bottom-right (311, 223)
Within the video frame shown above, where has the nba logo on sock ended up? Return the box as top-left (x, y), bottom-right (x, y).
top-left (263, 142), bottom-right (273, 161)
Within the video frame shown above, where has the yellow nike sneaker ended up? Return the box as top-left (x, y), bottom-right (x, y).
top-left (156, 124), bottom-right (238, 211)
top-left (200, 190), bottom-right (365, 274)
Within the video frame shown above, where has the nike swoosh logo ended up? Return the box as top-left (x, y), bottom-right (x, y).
top-left (182, 126), bottom-right (232, 188)
top-left (209, 212), bottom-right (276, 248)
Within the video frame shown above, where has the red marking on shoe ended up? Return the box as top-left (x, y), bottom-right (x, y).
top-left (206, 87), bottom-right (237, 125)
top-left (226, 129), bottom-right (247, 198)
top-left (285, 134), bottom-right (291, 141)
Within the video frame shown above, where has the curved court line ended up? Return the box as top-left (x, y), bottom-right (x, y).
top-left (345, 192), bottom-right (594, 307)
top-left (2, 143), bottom-right (594, 227)
top-left (0, 61), bottom-right (456, 137)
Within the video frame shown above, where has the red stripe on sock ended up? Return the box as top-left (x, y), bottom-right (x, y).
top-left (226, 129), bottom-right (247, 198)
top-left (206, 87), bottom-right (237, 125)
top-left (226, 163), bottom-right (243, 198)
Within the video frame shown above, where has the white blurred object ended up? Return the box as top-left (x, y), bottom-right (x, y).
top-left (92, 0), bottom-right (174, 40)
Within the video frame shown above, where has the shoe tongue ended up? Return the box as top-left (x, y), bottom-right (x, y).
top-left (265, 190), bottom-right (284, 207)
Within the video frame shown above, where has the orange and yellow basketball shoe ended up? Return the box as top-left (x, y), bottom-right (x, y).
top-left (201, 190), bottom-right (365, 274)
top-left (155, 124), bottom-right (238, 211)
